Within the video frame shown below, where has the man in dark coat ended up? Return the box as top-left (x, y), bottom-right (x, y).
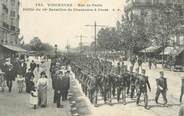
top-left (136, 69), bottom-right (151, 109)
top-left (130, 68), bottom-right (139, 99)
top-left (21, 60), bottom-right (27, 77)
top-left (6, 64), bottom-right (17, 92)
top-left (155, 71), bottom-right (168, 105)
top-left (25, 69), bottom-right (34, 93)
top-left (117, 74), bottom-right (126, 105)
top-left (63, 71), bottom-right (70, 101)
top-left (30, 60), bottom-right (36, 72)
top-left (55, 71), bottom-right (68, 108)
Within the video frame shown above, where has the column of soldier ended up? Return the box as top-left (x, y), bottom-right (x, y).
top-left (71, 55), bottom-right (168, 110)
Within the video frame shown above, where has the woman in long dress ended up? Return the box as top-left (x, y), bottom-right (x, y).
top-left (37, 71), bottom-right (48, 107)
top-left (33, 64), bottom-right (40, 84)
top-left (16, 74), bottom-right (25, 93)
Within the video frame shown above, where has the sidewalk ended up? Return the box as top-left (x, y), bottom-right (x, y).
top-left (0, 58), bottom-right (71, 116)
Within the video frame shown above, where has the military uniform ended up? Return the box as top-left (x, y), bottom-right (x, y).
top-left (130, 72), bottom-right (138, 99)
top-left (136, 74), bottom-right (151, 109)
top-left (88, 76), bottom-right (96, 104)
top-left (155, 77), bottom-right (167, 104)
top-left (117, 74), bottom-right (126, 104)
top-left (103, 75), bottom-right (111, 103)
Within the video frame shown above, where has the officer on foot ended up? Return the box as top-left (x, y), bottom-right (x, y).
top-left (130, 67), bottom-right (138, 99)
top-left (155, 71), bottom-right (168, 105)
top-left (136, 69), bottom-right (151, 109)
top-left (117, 69), bottom-right (126, 105)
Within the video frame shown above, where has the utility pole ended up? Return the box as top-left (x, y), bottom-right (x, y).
top-left (85, 21), bottom-right (106, 57)
top-left (76, 33), bottom-right (87, 54)
top-left (76, 34), bottom-right (87, 61)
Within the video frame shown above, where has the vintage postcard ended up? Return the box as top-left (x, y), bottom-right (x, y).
top-left (0, 0), bottom-right (184, 116)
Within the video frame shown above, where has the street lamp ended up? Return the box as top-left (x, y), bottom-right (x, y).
top-left (54, 44), bottom-right (58, 58)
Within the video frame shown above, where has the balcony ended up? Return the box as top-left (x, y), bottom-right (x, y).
top-left (2, 22), bottom-right (9, 29)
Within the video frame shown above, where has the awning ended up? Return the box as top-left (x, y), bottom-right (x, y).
top-left (0, 44), bottom-right (27, 52)
top-left (139, 46), bottom-right (162, 53)
top-left (160, 46), bottom-right (184, 56)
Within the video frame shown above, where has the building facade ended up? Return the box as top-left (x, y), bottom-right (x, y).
top-left (124, 0), bottom-right (184, 46)
top-left (0, 0), bottom-right (20, 45)
top-left (0, 0), bottom-right (25, 60)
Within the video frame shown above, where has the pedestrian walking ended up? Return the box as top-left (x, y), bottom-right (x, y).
top-left (130, 68), bottom-right (138, 99)
top-left (117, 74), bottom-right (126, 105)
top-left (136, 69), bottom-right (151, 109)
top-left (30, 86), bottom-right (38, 109)
top-left (155, 71), bottom-right (168, 105)
top-left (30, 60), bottom-right (36, 72)
top-left (25, 69), bottom-right (34, 93)
top-left (6, 64), bottom-right (17, 92)
top-left (37, 71), bottom-right (48, 107)
top-left (16, 74), bottom-right (25, 93)
top-left (55, 71), bottom-right (65, 108)
top-left (63, 71), bottom-right (70, 100)
top-left (33, 64), bottom-right (40, 84)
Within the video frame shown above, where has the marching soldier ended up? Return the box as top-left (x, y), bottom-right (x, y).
top-left (94, 73), bottom-right (103, 106)
top-left (83, 74), bottom-right (88, 96)
top-left (87, 77), bottom-right (93, 103)
top-left (109, 70), bottom-right (118, 98)
top-left (130, 67), bottom-right (139, 99)
top-left (123, 66), bottom-right (131, 95)
top-left (136, 69), bottom-right (151, 109)
top-left (117, 72), bottom-right (126, 105)
top-left (155, 71), bottom-right (168, 105)
top-left (102, 74), bottom-right (111, 103)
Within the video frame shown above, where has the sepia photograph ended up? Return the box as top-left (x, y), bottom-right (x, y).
top-left (0, 0), bottom-right (184, 116)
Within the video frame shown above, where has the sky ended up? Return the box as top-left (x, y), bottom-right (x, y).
top-left (19, 0), bottom-right (125, 50)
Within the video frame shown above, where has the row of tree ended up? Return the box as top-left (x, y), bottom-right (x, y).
top-left (90, 5), bottom-right (182, 56)
top-left (22, 37), bottom-right (55, 55)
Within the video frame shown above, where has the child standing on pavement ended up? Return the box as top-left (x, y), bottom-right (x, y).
top-left (30, 86), bottom-right (38, 109)
top-left (17, 74), bottom-right (25, 93)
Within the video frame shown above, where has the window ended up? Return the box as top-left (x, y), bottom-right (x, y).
top-left (10, 11), bottom-right (15, 17)
top-left (10, 18), bottom-right (14, 25)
